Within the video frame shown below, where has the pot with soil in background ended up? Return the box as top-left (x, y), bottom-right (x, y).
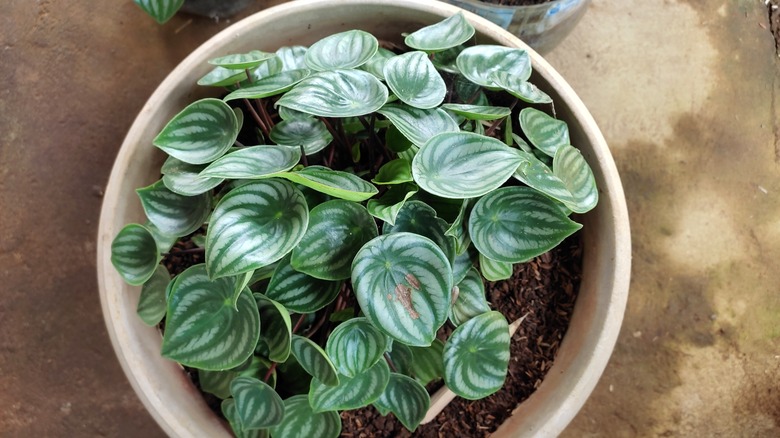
top-left (97, 0), bottom-right (631, 436)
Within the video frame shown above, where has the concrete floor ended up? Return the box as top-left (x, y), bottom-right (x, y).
top-left (0, 0), bottom-right (777, 436)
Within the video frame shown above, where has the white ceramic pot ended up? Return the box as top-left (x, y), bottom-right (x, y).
top-left (97, 0), bottom-right (631, 436)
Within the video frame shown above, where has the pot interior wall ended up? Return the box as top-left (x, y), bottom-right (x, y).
top-left (98, 1), bottom-right (629, 437)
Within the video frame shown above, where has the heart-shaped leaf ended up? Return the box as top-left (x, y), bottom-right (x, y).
top-left (386, 342), bottom-right (414, 376)
top-left (161, 156), bottom-right (224, 196)
top-left (137, 264), bottom-right (170, 326)
top-left (377, 103), bottom-right (459, 147)
top-left (247, 56), bottom-right (284, 83)
top-left (553, 144), bottom-right (599, 213)
top-left (231, 377), bottom-right (285, 429)
top-left (519, 108), bottom-right (569, 157)
top-left (291, 200), bottom-right (378, 280)
top-left (372, 159), bottom-right (413, 185)
top-left (154, 98), bottom-right (240, 165)
top-left (137, 180), bottom-right (211, 237)
top-left (199, 145), bottom-right (301, 179)
top-left (469, 186), bottom-right (582, 263)
top-left (326, 317), bottom-right (387, 378)
top-left (366, 183), bottom-right (418, 225)
top-left (277, 166), bottom-right (378, 202)
top-left (383, 200), bottom-right (455, 264)
top-left (456, 45), bottom-right (531, 89)
top-left (479, 253), bottom-right (512, 281)
top-left (444, 198), bottom-right (475, 256)
top-left (513, 149), bottom-right (577, 209)
top-left (449, 268), bottom-right (489, 326)
top-left (133, 0), bottom-right (183, 24)
top-left (290, 335), bottom-right (340, 387)
top-left (276, 46), bottom-right (308, 71)
top-left (269, 118), bottom-right (333, 156)
top-left (352, 233), bottom-right (453, 346)
top-left (276, 70), bottom-right (388, 118)
top-left (360, 47), bottom-right (396, 80)
top-left (373, 373), bottom-right (430, 432)
top-left (265, 254), bottom-right (342, 313)
top-left (200, 356), bottom-right (267, 399)
top-left (404, 12), bottom-right (475, 52)
top-left (304, 30), bottom-right (378, 71)
top-left (408, 339), bottom-right (444, 385)
top-left (111, 224), bottom-right (161, 286)
top-left (451, 249), bottom-right (474, 285)
top-left (198, 66), bottom-right (248, 87)
top-left (490, 72), bottom-right (552, 104)
top-left (145, 220), bottom-right (178, 254)
top-left (443, 311), bottom-right (510, 399)
top-left (210, 50), bottom-right (276, 69)
top-left (161, 265), bottom-right (260, 370)
top-left (309, 359), bottom-right (390, 412)
top-left (254, 294), bottom-right (292, 363)
top-left (206, 180), bottom-right (308, 279)
top-left (270, 395), bottom-right (341, 438)
top-left (384, 51), bottom-right (446, 109)
top-left (441, 103), bottom-right (511, 121)
top-left (224, 69), bottom-right (311, 101)
top-left (412, 132), bottom-right (523, 199)
top-left (221, 399), bottom-right (270, 438)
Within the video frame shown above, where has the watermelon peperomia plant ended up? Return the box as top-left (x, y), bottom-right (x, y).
top-left (111, 12), bottom-right (597, 437)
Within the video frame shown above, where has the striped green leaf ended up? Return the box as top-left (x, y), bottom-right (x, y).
top-left (133, 0), bottom-right (183, 24)
top-left (136, 265), bottom-right (170, 326)
top-left (161, 265), bottom-right (260, 370)
top-left (198, 66), bottom-right (248, 87)
top-left (161, 156), bottom-right (224, 196)
top-left (352, 233), bottom-right (453, 347)
top-left (231, 377), bottom-right (285, 429)
top-left (360, 47), bottom-right (395, 80)
top-left (377, 103), bottom-right (459, 147)
top-left (153, 98), bottom-right (240, 165)
top-left (408, 339), bottom-right (444, 385)
top-left (385, 124), bottom-right (413, 153)
top-left (290, 335), bottom-right (340, 387)
top-left (276, 70), bottom-right (388, 118)
top-left (210, 50), bottom-right (276, 70)
top-left (386, 342), bottom-right (414, 376)
top-left (451, 249), bottom-right (474, 285)
top-left (276, 46), bottom-right (308, 71)
top-left (137, 180), bottom-right (210, 237)
top-left (553, 144), bottom-right (599, 213)
top-left (145, 220), bottom-right (178, 254)
top-left (479, 253), bottom-right (512, 281)
top-left (224, 69), bottom-right (311, 101)
top-left (270, 395), bottom-right (341, 438)
top-left (404, 12), bottom-right (475, 52)
top-left (372, 159), bottom-right (413, 185)
top-left (265, 254), bottom-right (341, 313)
top-left (206, 180), bottom-right (308, 279)
top-left (309, 359), bottom-right (390, 412)
top-left (254, 294), bottom-right (292, 363)
top-left (445, 198), bottom-right (475, 256)
top-left (269, 118), bottom-right (332, 156)
top-left (384, 51), bottom-right (446, 109)
top-left (222, 399), bottom-right (270, 438)
top-left (366, 183), bottom-right (418, 225)
top-left (431, 44), bottom-right (465, 74)
top-left (412, 132), bottom-right (523, 199)
top-left (449, 268), bottom-right (489, 326)
top-left (199, 356), bottom-right (267, 399)
top-left (441, 103), bottom-right (511, 121)
top-left (111, 224), bottom-right (160, 286)
top-left (490, 72), bottom-right (552, 104)
top-left (443, 311), bottom-right (510, 399)
top-left (456, 45), bottom-right (531, 89)
top-left (513, 150), bottom-right (578, 210)
top-left (469, 186), bottom-right (582, 263)
top-left (373, 373), bottom-right (430, 432)
top-left (291, 200), bottom-right (378, 280)
top-left (304, 30), bottom-right (378, 71)
top-left (326, 317), bottom-right (387, 378)
top-left (519, 108), bottom-right (569, 157)
top-left (247, 56), bottom-right (284, 83)
top-left (199, 145), bottom-right (301, 179)
top-left (383, 200), bottom-right (455, 264)
top-left (276, 166), bottom-right (378, 202)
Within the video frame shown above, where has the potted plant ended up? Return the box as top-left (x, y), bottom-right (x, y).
top-left (97, 0), bottom-right (630, 437)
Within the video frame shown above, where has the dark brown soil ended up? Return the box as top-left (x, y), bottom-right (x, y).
top-left (340, 235), bottom-right (583, 437)
top-left (477, 0), bottom-right (554, 6)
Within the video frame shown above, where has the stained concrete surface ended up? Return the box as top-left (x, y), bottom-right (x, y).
top-left (0, 0), bottom-right (777, 436)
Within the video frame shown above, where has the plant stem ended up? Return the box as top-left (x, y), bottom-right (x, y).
top-left (256, 99), bottom-right (275, 130)
top-left (304, 305), bottom-right (332, 340)
top-left (299, 144), bottom-right (309, 167)
top-left (383, 352), bottom-right (398, 373)
top-left (263, 362), bottom-right (277, 383)
top-left (292, 313), bottom-right (307, 334)
top-left (244, 98), bottom-right (269, 137)
top-left (485, 98), bottom-right (519, 137)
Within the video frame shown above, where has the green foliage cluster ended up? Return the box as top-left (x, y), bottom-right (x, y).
top-left (112, 13), bottom-right (597, 437)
